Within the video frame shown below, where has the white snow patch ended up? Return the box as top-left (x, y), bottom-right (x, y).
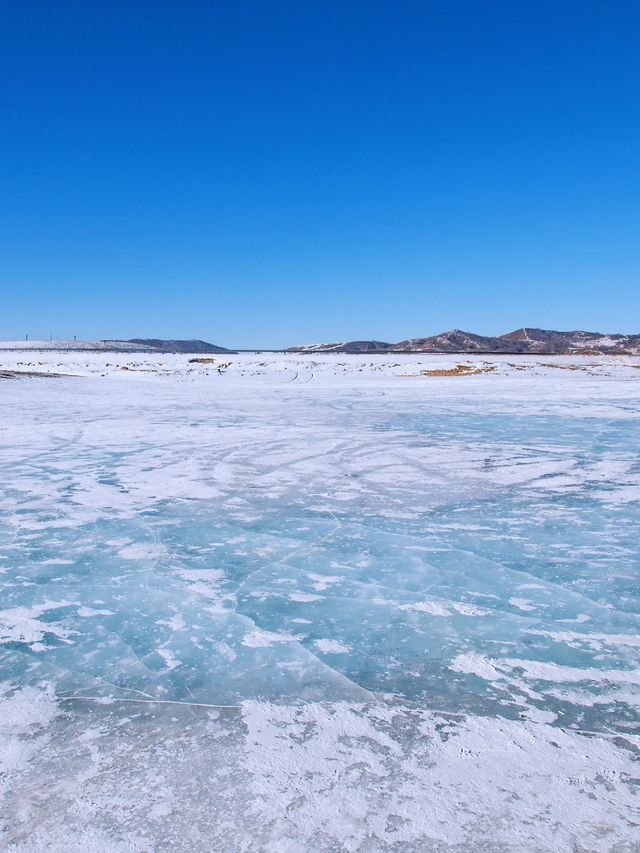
top-left (314, 639), bottom-right (352, 654)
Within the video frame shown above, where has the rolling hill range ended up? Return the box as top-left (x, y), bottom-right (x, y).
top-left (288, 328), bottom-right (640, 355)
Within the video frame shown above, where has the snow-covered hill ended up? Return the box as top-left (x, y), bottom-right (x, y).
top-left (291, 328), bottom-right (640, 354)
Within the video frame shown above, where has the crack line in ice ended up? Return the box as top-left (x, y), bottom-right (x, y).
top-left (58, 696), bottom-right (243, 710)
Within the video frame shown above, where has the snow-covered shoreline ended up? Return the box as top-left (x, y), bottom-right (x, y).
top-left (0, 346), bottom-right (639, 380)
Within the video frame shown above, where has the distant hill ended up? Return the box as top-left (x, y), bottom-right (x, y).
top-left (493, 328), bottom-right (640, 354)
top-left (0, 338), bottom-right (236, 353)
top-left (393, 330), bottom-right (500, 353)
top-left (289, 329), bottom-right (640, 355)
top-left (286, 340), bottom-right (391, 354)
top-left (124, 339), bottom-right (236, 354)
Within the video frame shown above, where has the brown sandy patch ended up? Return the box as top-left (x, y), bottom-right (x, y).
top-left (418, 363), bottom-right (497, 377)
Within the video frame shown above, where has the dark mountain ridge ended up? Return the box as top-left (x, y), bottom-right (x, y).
top-left (123, 339), bottom-right (236, 354)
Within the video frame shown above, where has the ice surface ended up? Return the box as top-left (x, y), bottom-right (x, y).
top-left (1, 352), bottom-right (639, 850)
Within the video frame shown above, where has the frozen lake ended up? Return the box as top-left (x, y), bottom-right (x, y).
top-left (1, 352), bottom-right (639, 851)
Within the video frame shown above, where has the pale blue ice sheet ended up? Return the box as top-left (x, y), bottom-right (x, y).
top-left (2, 406), bottom-right (638, 730)
top-left (1, 370), bottom-right (639, 851)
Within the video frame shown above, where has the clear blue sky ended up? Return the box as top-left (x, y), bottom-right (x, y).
top-left (1, 1), bottom-right (639, 348)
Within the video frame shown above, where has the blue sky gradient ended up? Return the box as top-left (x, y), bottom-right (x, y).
top-left (1, 1), bottom-right (639, 347)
